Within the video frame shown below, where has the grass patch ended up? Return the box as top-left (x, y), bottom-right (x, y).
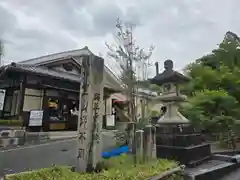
top-left (0, 120), bottom-right (22, 126)
top-left (5, 155), bottom-right (183, 180)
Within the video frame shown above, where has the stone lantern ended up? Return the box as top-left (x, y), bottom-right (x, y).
top-left (150, 60), bottom-right (211, 167)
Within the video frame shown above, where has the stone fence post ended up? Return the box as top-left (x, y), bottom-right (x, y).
top-left (127, 122), bottom-right (136, 153)
top-left (135, 130), bottom-right (144, 162)
top-left (144, 124), bottom-right (157, 161)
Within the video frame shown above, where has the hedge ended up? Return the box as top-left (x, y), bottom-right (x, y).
top-left (5, 154), bottom-right (184, 180)
top-left (0, 120), bottom-right (22, 126)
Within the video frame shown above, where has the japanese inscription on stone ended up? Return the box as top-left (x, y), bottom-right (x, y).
top-left (93, 93), bottom-right (100, 143)
top-left (90, 57), bottom-right (104, 169)
top-left (76, 57), bottom-right (92, 172)
top-left (76, 55), bottom-right (104, 172)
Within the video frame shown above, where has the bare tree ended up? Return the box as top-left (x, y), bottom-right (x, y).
top-left (106, 18), bottom-right (154, 163)
top-left (0, 40), bottom-right (3, 66)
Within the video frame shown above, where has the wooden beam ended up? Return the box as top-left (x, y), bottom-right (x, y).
top-left (42, 84), bottom-right (79, 93)
top-left (17, 75), bottom-right (26, 121)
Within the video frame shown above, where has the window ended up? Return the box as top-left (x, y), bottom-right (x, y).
top-left (62, 63), bottom-right (73, 71)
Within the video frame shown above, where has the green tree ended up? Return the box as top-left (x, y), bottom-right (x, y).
top-left (182, 63), bottom-right (221, 95)
top-left (180, 90), bottom-right (238, 132)
top-left (181, 31), bottom-right (240, 133)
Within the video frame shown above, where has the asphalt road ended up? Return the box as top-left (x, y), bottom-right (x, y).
top-left (0, 138), bottom-right (77, 176)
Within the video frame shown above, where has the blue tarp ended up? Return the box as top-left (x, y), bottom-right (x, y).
top-left (101, 145), bottom-right (129, 158)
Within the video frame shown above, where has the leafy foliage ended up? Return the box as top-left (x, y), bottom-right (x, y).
top-left (181, 31), bottom-right (240, 132)
top-left (5, 155), bottom-right (183, 180)
top-left (180, 90), bottom-right (238, 131)
top-left (0, 119), bottom-right (23, 126)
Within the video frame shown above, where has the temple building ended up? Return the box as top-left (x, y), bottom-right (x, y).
top-left (0, 47), bottom-right (123, 131)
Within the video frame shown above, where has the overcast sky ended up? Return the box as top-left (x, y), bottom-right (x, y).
top-left (0, 0), bottom-right (239, 76)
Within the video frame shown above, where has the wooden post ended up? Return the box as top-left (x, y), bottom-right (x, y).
top-left (17, 75), bottom-right (26, 123)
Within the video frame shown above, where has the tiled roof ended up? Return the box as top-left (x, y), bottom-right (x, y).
top-left (18, 47), bottom-right (90, 65)
top-left (0, 47), bottom-right (130, 92)
top-left (18, 48), bottom-right (122, 85)
top-left (150, 70), bottom-right (190, 85)
top-left (2, 63), bottom-right (122, 92)
top-left (6, 63), bottom-right (80, 83)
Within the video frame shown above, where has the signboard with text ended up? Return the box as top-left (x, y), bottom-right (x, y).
top-left (29, 110), bottom-right (43, 126)
top-left (0, 89), bottom-right (6, 111)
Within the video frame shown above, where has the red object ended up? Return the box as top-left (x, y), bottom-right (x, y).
top-left (113, 100), bottom-right (129, 104)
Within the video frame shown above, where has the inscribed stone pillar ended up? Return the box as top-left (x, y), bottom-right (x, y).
top-left (90, 56), bottom-right (104, 169)
top-left (135, 130), bottom-right (144, 162)
top-left (76, 55), bottom-right (104, 172)
top-left (76, 56), bottom-right (93, 172)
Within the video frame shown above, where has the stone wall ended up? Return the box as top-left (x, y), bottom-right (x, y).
top-left (0, 129), bottom-right (25, 148)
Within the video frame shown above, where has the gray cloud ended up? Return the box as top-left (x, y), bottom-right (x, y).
top-left (0, 2), bottom-right (78, 62)
top-left (0, 5), bottom-right (17, 37)
top-left (6, 28), bottom-right (78, 62)
top-left (0, 0), bottom-right (239, 75)
top-left (2, 0), bottom-right (140, 37)
top-left (90, 3), bottom-right (124, 36)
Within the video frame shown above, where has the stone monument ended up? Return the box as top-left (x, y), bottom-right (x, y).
top-left (76, 55), bottom-right (104, 172)
top-left (150, 60), bottom-right (211, 167)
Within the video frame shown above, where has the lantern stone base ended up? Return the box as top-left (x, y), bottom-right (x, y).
top-left (156, 143), bottom-right (211, 167)
top-left (156, 124), bottom-right (211, 167)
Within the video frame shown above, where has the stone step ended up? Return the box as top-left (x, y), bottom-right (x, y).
top-left (187, 155), bottom-right (211, 168)
top-left (185, 160), bottom-right (237, 180)
top-left (212, 154), bottom-right (234, 162)
top-left (156, 143), bottom-right (211, 165)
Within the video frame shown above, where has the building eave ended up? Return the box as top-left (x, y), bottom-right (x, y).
top-left (17, 47), bottom-right (123, 91)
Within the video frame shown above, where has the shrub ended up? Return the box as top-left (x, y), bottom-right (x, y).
top-left (180, 90), bottom-right (238, 132)
top-left (0, 119), bottom-right (22, 126)
top-left (5, 155), bottom-right (183, 180)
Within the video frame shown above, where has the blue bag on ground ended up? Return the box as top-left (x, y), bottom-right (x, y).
top-left (101, 145), bottom-right (129, 158)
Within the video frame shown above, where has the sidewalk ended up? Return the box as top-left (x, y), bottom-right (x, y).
top-left (26, 131), bottom-right (78, 140)
top-left (0, 126), bottom-right (24, 131)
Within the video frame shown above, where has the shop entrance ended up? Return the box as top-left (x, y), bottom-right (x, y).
top-left (42, 92), bottom-right (79, 131)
